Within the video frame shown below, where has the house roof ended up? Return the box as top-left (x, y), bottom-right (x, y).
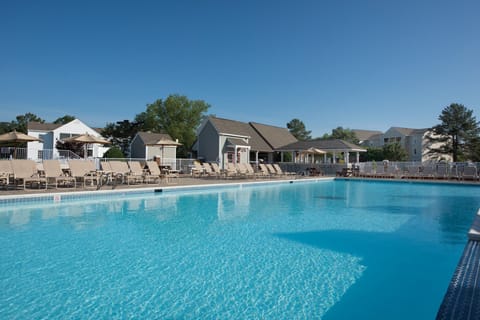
top-left (226, 138), bottom-right (250, 148)
top-left (28, 120), bottom-right (105, 134)
top-left (249, 122), bottom-right (297, 149)
top-left (388, 127), bottom-right (429, 136)
top-left (278, 139), bottom-right (366, 152)
top-left (208, 117), bottom-right (273, 152)
top-left (135, 132), bottom-right (176, 145)
top-left (28, 122), bottom-right (63, 131)
top-left (352, 129), bottom-right (383, 142)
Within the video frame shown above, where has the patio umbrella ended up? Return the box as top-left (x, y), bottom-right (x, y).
top-left (304, 147), bottom-right (326, 155)
top-left (62, 133), bottom-right (110, 145)
top-left (62, 133), bottom-right (110, 158)
top-left (300, 147), bottom-right (326, 163)
top-left (0, 130), bottom-right (43, 158)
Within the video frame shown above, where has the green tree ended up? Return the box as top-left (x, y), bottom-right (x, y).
top-left (53, 115), bottom-right (76, 124)
top-left (10, 113), bottom-right (44, 133)
top-left (286, 118), bottom-right (311, 141)
top-left (323, 126), bottom-right (359, 144)
top-left (427, 103), bottom-right (480, 162)
top-left (103, 146), bottom-right (125, 159)
top-left (135, 94), bottom-right (210, 157)
top-left (382, 142), bottom-right (408, 161)
top-left (103, 120), bottom-right (140, 156)
top-left (360, 147), bottom-right (384, 162)
top-left (0, 122), bottom-right (14, 134)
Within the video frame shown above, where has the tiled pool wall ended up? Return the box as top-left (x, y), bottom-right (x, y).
top-left (0, 178), bottom-right (333, 206)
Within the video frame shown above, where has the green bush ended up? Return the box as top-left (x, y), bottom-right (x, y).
top-left (103, 146), bottom-right (125, 159)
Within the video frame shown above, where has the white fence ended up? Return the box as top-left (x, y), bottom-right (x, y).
top-left (0, 147), bottom-right (82, 160)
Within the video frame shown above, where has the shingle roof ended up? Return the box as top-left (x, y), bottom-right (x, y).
top-left (136, 132), bottom-right (175, 145)
top-left (208, 117), bottom-right (273, 152)
top-left (28, 122), bottom-right (63, 131)
top-left (352, 129), bottom-right (383, 142)
top-left (389, 127), bottom-right (429, 136)
top-left (226, 138), bottom-right (250, 147)
top-left (278, 139), bottom-right (366, 152)
top-left (249, 122), bottom-right (297, 149)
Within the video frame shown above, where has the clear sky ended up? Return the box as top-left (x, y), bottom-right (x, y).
top-left (1, 0), bottom-right (479, 137)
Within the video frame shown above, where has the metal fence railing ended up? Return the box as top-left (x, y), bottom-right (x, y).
top-left (0, 147), bottom-right (82, 160)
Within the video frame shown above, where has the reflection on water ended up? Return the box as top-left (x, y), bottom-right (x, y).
top-left (217, 188), bottom-right (251, 220)
top-left (1, 181), bottom-right (480, 319)
top-left (1, 181), bottom-right (479, 242)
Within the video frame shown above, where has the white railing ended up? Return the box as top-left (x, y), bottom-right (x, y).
top-left (0, 147), bottom-right (82, 160)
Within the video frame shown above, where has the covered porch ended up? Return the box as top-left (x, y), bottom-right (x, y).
top-left (277, 139), bottom-right (367, 165)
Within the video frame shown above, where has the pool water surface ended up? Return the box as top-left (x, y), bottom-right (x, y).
top-left (1, 180), bottom-right (479, 319)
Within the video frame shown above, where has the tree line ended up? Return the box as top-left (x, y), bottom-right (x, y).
top-left (0, 94), bottom-right (210, 158)
top-left (1, 99), bottom-right (478, 162)
top-left (286, 103), bottom-right (480, 162)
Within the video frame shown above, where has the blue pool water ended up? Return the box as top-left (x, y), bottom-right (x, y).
top-left (1, 180), bottom-right (479, 319)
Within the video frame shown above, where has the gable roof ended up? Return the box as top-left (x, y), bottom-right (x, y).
top-left (249, 122), bottom-right (297, 149)
top-left (387, 127), bottom-right (429, 136)
top-left (28, 122), bottom-right (63, 131)
top-left (135, 132), bottom-right (175, 145)
top-left (208, 117), bottom-right (273, 152)
top-left (208, 117), bottom-right (251, 137)
top-left (352, 129), bottom-right (383, 142)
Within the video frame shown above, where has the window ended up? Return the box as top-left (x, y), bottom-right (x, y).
top-left (227, 151), bottom-right (241, 163)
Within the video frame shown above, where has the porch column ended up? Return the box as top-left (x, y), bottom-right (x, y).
top-left (356, 152), bottom-right (360, 163)
top-left (344, 151), bottom-right (350, 164)
top-left (323, 153), bottom-right (327, 163)
top-left (332, 152), bottom-right (336, 164)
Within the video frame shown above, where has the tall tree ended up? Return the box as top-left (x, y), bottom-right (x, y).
top-left (135, 94), bottom-right (210, 157)
top-left (11, 113), bottom-right (44, 133)
top-left (286, 118), bottom-right (311, 141)
top-left (427, 103), bottom-right (480, 162)
top-left (322, 126), bottom-right (359, 144)
top-left (360, 147), bottom-right (384, 162)
top-left (53, 115), bottom-right (76, 124)
top-left (103, 120), bottom-right (140, 156)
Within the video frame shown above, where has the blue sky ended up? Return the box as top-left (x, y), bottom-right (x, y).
top-left (1, 0), bottom-right (479, 137)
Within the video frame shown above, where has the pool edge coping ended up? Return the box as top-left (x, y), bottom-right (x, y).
top-left (0, 177), bottom-right (335, 203)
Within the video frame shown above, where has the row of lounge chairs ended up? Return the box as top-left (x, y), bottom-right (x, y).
top-left (191, 161), bottom-right (296, 179)
top-left (0, 159), bottom-right (177, 190)
top-left (356, 163), bottom-right (480, 181)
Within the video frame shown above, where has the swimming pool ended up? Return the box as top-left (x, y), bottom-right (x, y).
top-left (1, 180), bottom-right (479, 319)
